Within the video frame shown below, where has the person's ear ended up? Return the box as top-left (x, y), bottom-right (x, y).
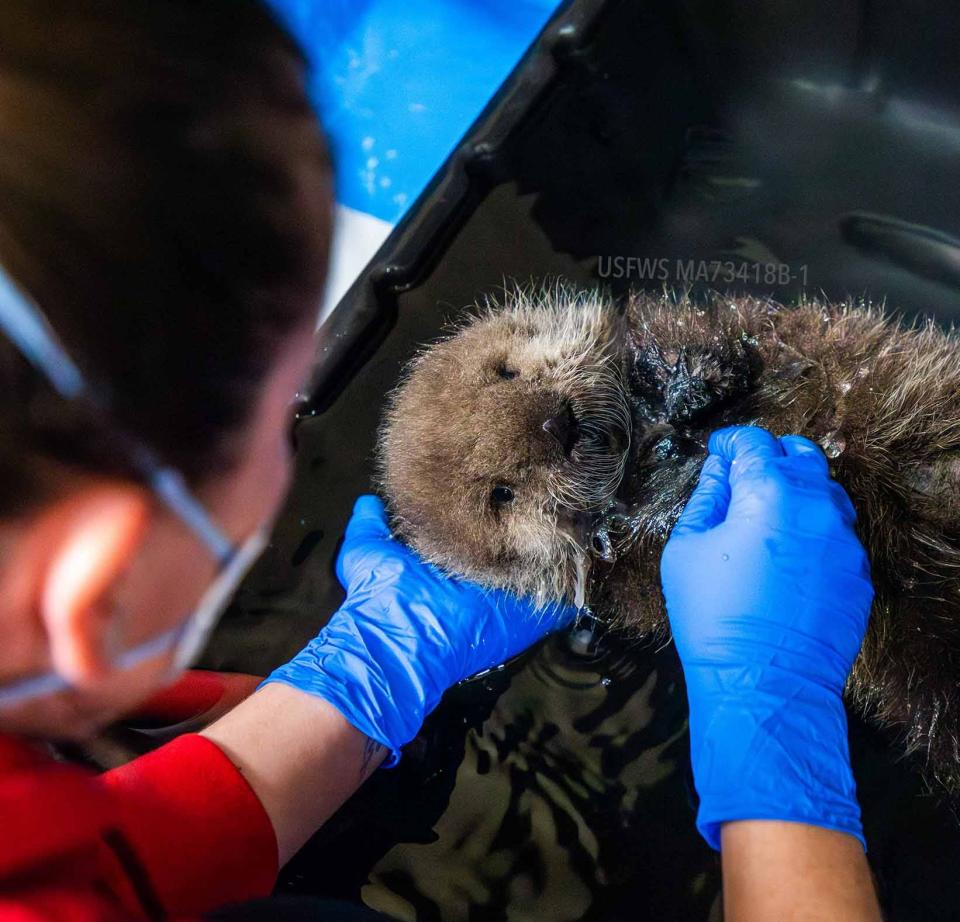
top-left (39, 485), bottom-right (150, 687)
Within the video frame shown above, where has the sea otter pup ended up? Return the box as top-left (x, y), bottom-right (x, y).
top-left (378, 286), bottom-right (960, 787)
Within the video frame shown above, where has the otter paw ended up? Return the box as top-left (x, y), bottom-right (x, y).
top-left (630, 336), bottom-right (761, 426)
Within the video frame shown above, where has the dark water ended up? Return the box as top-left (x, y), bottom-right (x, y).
top-left (279, 630), bottom-right (721, 922)
top-left (202, 0), bottom-right (960, 917)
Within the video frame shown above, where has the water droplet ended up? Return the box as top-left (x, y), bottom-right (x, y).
top-left (600, 676), bottom-right (612, 687)
top-left (820, 433), bottom-right (846, 458)
top-left (568, 629), bottom-right (595, 656)
top-left (839, 381), bottom-right (852, 394)
top-left (721, 553), bottom-right (730, 561)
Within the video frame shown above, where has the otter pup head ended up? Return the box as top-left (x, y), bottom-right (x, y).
top-left (378, 287), bottom-right (631, 606)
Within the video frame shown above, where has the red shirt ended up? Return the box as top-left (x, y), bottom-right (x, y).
top-left (0, 732), bottom-right (278, 920)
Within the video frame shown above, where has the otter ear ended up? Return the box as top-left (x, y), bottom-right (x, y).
top-left (39, 485), bottom-right (150, 687)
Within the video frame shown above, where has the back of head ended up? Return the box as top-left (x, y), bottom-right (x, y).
top-left (0, 0), bottom-right (333, 512)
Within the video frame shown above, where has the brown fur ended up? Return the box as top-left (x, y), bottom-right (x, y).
top-left (378, 285), bottom-right (960, 787)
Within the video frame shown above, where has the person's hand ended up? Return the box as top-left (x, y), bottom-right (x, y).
top-left (660, 426), bottom-right (874, 850)
top-left (263, 495), bottom-right (574, 765)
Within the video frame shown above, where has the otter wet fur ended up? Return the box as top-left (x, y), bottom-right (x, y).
top-left (378, 285), bottom-right (960, 789)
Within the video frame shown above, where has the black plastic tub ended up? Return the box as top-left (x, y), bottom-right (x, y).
top-left (206, 1), bottom-right (960, 918)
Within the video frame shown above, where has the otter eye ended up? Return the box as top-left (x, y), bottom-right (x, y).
top-left (491, 485), bottom-right (515, 506)
top-left (497, 364), bottom-right (518, 380)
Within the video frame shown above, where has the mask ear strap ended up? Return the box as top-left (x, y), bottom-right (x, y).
top-left (0, 263), bottom-right (86, 400)
top-left (171, 527), bottom-right (271, 672)
top-left (0, 261), bottom-right (234, 564)
top-left (0, 670), bottom-right (70, 708)
top-left (145, 466), bottom-right (234, 565)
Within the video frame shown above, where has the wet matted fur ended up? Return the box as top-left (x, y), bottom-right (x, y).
top-left (378, 285), bottom-right (960, 788)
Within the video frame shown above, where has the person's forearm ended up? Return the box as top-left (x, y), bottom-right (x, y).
top-left (721, 821), bottom-right (882, 922)
top-left (201, 683), bottom-right (386, 865)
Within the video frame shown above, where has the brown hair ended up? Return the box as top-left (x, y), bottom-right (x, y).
top-left (0, 0), bottom-right (332, 512)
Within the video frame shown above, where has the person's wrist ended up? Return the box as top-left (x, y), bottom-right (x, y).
top-left (262, 604), bottom-right (448, 765)
top-left (684, 664), bottom-right (862, 850)
top-left (261, 660), bottom-right (404, 767)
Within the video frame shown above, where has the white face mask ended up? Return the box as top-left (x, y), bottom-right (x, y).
top-left (0, 262), bottom-right (270, 709)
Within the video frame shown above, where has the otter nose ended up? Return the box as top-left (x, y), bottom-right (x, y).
top-left (543, 403), bottom-right (579, 456)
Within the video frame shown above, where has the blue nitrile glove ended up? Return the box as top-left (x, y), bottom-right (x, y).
top-left (264, 495), bottom-right (574, 765)
top-left (660, 425), bottom-right (874, 850)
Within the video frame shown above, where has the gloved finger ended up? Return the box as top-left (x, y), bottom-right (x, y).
top-left (708, 425), bottom-right (785, 473)
top-left (671, 454), bottom-right (732, 537)
top-left (779, 434), bottom-right (829, 475)
top-left (343, 495), bottom-right (392, 545)
top-left (776, 437), bottom-right (857, 525)
top-left (533, 598), bottom-right (578, 631)
top-left (336, 495), bottom-right (393, 588)
top-left (827, 479), bottom-right (859, 525)
top-left (476, 594), bottom-right (576, 675)
top-left (711, 426), bottom-right (788, 504)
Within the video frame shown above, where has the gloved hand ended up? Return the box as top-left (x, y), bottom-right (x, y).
top-left (660, 426), bottom-right (874, 850)
top-left (263, 495), bottom-right (574, 765)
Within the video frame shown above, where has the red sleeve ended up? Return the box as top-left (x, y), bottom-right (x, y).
top-left (99, 733), bottom-right (278, 917)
